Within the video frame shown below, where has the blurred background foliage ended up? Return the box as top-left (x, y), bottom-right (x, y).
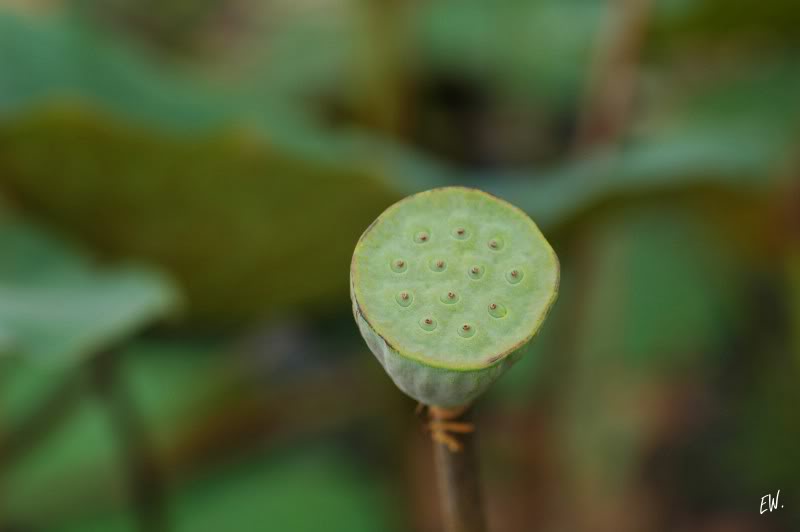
top-left (0, 0), bottom-right (798, 531)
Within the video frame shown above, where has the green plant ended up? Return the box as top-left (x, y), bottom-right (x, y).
top-left (350, 187), bottom-right (559, 408)
top-left (350, 186), bottom-right (559, 532)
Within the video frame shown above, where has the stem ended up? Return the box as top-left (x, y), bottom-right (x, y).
top-left (428, 406), bottom-right (487, 532)
top-left (0, 373), bottom-right (84, 469)
top-left (90, 349), bottom-right (168, 532)
top-left (573, 0), bottom-right (653, 152)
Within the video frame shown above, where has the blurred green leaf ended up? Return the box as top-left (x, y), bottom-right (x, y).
top-left (409, 0), bottom-right (602, 101)
top-left (0, 105), bottom-right (397, 321)
top-left (119, 338), bottom-right (244, 454)
top-left (574, 204), bottom-right (744, 369)
top-left (0, 358), bottom-right (76, 432)
top-left (1, 7), bottom-right (797, 324)
top-left (0, 218), bottom-right (179, 363)
top-left (0, 393), bottom-right (129, 528)
top-left (483, 59), bottom-right (800, 228)
top-left (56, 513), bottom-right (136, 532)
top-left (0, 11), bottom-right (235, 131)
top-left (651, 0), bottom-right (800, 51)
top-left (719, 352), bottom-right (800, 501)
top-left (0, 338), bottom-right (242, 531)
top-left (558, 203), bottom-right (748, 498)
top-left (171, 445), bottom-right (401, 532)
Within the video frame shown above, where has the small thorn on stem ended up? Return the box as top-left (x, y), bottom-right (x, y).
top-left (511, 270), bottom-right (519, 277)
top-left (448, 292), bottom-right (456, 299)
top-left (426, 405), bottom-right (473, 452)
top-left (425, 318), bottom-right (433, 325)
top-left (489, 303), bottom-right (497, 310)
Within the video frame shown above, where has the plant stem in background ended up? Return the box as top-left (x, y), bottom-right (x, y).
top-left (573, 0), bottom-right (653, 152)
top-left (428, 406), bottom-right (487, 532)
top-left (0, 372), bottom-right (85, 470)
top-left (90, 349), bottom-right (168, 532)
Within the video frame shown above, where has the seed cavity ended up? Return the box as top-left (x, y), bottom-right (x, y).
top-left (457, 323), bottom-right (476, 338)
top-left (506, 268), bottom-right (524, 284)
top-left (395, 291), bottom-right (413, 307)
top-left (488, 237), bottom-right (505, 251)
top-left (429, 258), bottom-right (447, 272)
top-left (452, 227), bottom-right (469, 240)
top-left (390, 259), bottom-right (407, 273)
top-left (440, 291), bottom-right (460, 305)
top-left (488, 302), bottom-right (507, 318)
top-left (414, 231), bottom-right (430, 244)
top-left (468, 265), bottom-right (485, 280)
top-left (419, 317), bottom-right (438, 332)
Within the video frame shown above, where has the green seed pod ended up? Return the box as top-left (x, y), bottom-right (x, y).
top-left (350, 187), bottom-right (559, 407)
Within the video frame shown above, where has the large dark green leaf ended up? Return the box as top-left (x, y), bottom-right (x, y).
top-left (1, 9), bottom-right (797, 323)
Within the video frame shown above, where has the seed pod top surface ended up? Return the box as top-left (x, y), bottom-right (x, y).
top-left (351, 187), bottom-right (559, 372)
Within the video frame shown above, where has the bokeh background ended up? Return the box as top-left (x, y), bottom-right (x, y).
top-left (1, 0), bottom-right (798, 531)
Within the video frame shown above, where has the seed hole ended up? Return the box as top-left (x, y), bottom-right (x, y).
top-left (468, 265), bottom-right (485, 280)
top-left (390, 259), bottom-right (408, 273)
top-left (439, 291), bottom-right (460, 305)
top-left (488, 237), bottom-right (505, 251)
top-left (452, 227), bottom-right (470, 240)
top-left (488, 302), bottom-right (507, 318)
top-left (419, 317), bottom-right (438, 332)
top-left (414, 231), bottom-right (430, 244)
top-left (458, 323), bottom-right (476, 338)
top-left (395, 291), bottom-right (413, 307)
top-left (506, 269), bottom-right (524, 284)
top-left (429, 258), bottom-right (447, 272)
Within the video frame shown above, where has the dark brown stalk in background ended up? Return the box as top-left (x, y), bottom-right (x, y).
top-left (427, 406), bottom-right (486, 532)
top-left (574, 0), bottom-right (653, 152)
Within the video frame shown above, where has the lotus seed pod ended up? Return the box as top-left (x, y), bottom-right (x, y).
top-left (350, 187), bottom-right (559, 407)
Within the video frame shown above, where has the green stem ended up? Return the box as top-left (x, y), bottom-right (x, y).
top-left (90, 349), bottom-right (168, 532)
top-left (429, 406), bottom-right (487, 532)
top-left (0, 373), bottom-right (84, 470)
